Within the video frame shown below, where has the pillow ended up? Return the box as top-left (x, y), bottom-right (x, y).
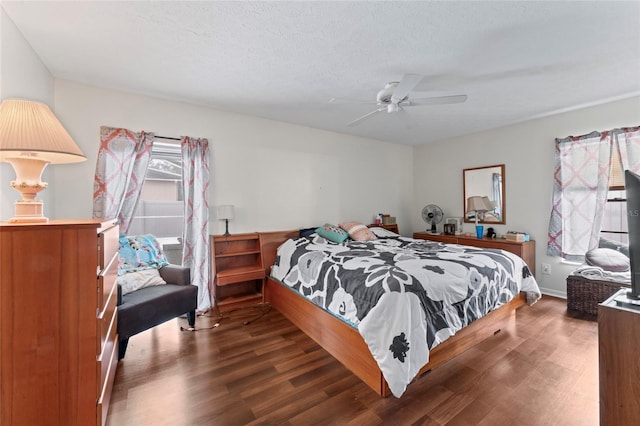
top-left (339, 221), bottom-right (377, 242)
top-left (315, 223), bottom-right (349, 243)
top-left (370, 227), bottom-right (400, 238)
top-left (117, 269), bottom-right (167, 295)
top-left (299, 227), bottom-right (318, 238)
top-left (598, 237), bottom-right (630, 257)
top-left (585, 248), bottom-right (630, 272)
top-left (118, 234), bottom-right (169, 275)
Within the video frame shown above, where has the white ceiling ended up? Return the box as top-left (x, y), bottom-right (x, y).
top-left (3, 1), bottom-right (640, 145)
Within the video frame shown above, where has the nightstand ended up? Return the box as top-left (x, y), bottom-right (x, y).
top-left (211, 233), bottom-right (265, 312)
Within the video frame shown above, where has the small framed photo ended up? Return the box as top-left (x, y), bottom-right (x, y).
top-left (443, 223), bottom-right (456, 235)
top-left (445, 217), bottom-right (463, 234)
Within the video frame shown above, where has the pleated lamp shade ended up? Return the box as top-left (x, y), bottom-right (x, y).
top-left (466, 196), bottom-right (489, 215)
top-left (0, 99), bottom-right (86, 222)
top-left (0, 99), bottom-right (86, 163)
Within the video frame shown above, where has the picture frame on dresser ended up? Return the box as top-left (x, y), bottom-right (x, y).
top-left (445, 217), bottom-right (463, 234)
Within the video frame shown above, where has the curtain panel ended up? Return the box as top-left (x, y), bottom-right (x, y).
top-left (92, 126), bottom-right (154, 234)
top-left (615, 126), bottom-right (640, 174)
top-left (547, 126), bottom-right (640, 260)
top-left (181, 136), bottom-right (211, 312)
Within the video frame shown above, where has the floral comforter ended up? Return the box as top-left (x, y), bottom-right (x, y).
top-left (270, 231), bottom-right (541, 397)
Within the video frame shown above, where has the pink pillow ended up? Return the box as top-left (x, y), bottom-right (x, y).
top-left (339, 221), bottom-right (378, 241)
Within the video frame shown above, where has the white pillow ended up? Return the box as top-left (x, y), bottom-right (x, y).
top-left (117, 269), bottom-right (166, 295)
top-left (585, 248), bottom-right (630, 272)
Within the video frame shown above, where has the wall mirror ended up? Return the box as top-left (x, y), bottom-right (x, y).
top-left (463, 164), bottom-right (506, 224)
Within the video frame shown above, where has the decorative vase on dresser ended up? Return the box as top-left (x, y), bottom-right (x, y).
top-left (0, 219), bottom-right (119, 425)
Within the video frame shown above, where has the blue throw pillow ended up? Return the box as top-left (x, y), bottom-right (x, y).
top-left (315, 223), bottom-right (349, 243)
top-left (118, 234), bottom-right (169, 275)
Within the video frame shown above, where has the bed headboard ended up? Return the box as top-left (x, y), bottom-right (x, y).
top-left (259, 229), bottom-right (299, 272)
top-left (367, 223), bottom-right (400, 234)
top-left (258, 223), bottom-right (400, 273)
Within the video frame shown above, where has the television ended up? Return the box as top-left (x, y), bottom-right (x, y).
top-left (624, 170), bottom-right (640, 300)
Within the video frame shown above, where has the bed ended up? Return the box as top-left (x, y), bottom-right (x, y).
top-left (262, 227), bottom-right (541, 397)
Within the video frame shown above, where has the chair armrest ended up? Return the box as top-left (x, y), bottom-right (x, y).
top-left (159, 264), bottom-right (191, 286)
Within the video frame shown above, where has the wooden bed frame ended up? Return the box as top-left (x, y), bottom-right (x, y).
top-left (259, 229), bottom-right (527, 397)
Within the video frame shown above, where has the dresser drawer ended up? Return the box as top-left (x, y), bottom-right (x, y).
top-left (97, 300), bottom-right (117, 393)
top-left (413, 233), bottom-right (458, 244)
top-left (98, 252), bottom-right (118, 314)
top-left (98, 225), bottom-right (119, 270)
top-left (97, 280), bottom-right (118, 355)
top-left (97, 327), bottom-right (118, 426)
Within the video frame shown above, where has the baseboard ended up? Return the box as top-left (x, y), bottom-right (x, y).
top-left (539, 288), bottom-right (566, 299)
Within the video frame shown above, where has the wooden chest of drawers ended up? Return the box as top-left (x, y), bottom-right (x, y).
top-left (0, 219), bottom-right (119, 425)
top-left (413, 232), bottom-right (536, 276)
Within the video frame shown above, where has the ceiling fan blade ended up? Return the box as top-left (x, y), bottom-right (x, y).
top-left (347, 107), bottom-right (386, 127)
top-left (391, 74), bottom-right (424, 103)
top-left (329, 97), bottom-right (377, 105)
top-left (410, 94), bottom-right (468, 106)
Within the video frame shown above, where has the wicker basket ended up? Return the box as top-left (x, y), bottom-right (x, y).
top-left (566, 275), bottom-right (629, 316)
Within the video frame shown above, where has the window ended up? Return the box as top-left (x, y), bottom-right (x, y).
top-left (547, 126), bottom-right (640, 260)
top-left (601, 147), bottom-right (628, 245)
top-left (128, 141), bottom-right (184, 264)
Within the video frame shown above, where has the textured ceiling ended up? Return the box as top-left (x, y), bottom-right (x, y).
top-left (3, 1), bottom-right (640, 145)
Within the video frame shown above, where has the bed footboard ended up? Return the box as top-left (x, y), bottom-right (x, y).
top-left (265, 277), bottom-right (526, 397)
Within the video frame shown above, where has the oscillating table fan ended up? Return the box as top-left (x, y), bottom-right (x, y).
top-left (421, 204), bottom-right (444, 233)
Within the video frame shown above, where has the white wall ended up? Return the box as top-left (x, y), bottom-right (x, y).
top-left (0, 9), bottom-right (55, 219)
top-left (413, 96), bottom-right (640, 297)
top-left (52, 80), bottom-right (414, 235)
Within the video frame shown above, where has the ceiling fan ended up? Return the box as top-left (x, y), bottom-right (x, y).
top-left (331, 74), bottom-right (467, 127)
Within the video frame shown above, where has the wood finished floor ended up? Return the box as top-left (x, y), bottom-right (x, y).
top-left (106, 296), bottom-right (599, 425)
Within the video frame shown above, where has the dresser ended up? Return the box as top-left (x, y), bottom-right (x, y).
top-left (413, 232), bottom-right (536, 276)
top-left (598, 290), bottom-right (640, 424)
top-left (0, 219), bottom-right (119, 425)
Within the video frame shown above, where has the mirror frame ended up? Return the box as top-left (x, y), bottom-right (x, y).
top-left (463, 164), bottom-right (506, 225)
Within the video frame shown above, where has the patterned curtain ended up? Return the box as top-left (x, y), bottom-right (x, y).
top-left (93, 127), bottom-right (154, 234)
top-left (181, 136), bottom-right (211, 312)
top-left (615, 126), bottom-right (640, 174)
top-left (547, 131), bottom-right (613, 261)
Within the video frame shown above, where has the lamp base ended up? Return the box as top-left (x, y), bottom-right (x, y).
top-left (223, 219), bottom-right (230, 237)
top-left (6, 157), bottom-right (50, 223)
top-left (9, 200), bottom-right (48, 223)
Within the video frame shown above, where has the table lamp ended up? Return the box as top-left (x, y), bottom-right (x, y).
top-left (466, 196), bottom-right (489, 239)
top-left (217, 205), bottom-right (234, 236)
top-left (0, 99), bottom-right (86, 223)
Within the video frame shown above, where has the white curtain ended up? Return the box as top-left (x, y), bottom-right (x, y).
top-left (181, 136), bottom-right (211, 312)
top-left (547, 126), bottom-right (640, 260)
top-left (615, 126), bottom-right (640, 174)
top-left (92, 127), bottom-right (154, 234)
